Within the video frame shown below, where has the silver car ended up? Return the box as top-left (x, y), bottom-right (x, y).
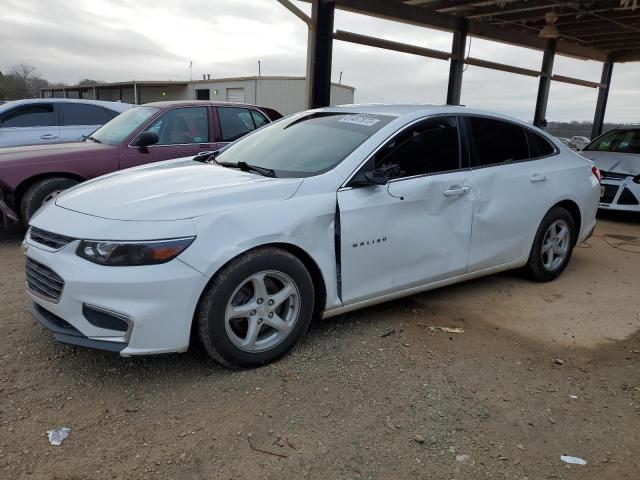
top-left (0, 98), bottom-right (132, 147)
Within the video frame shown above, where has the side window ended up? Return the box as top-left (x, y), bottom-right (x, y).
top-left (526, 129), bottom-right (555, 158)
top-left (251, 110), bottom-right (269, 129)
top-left (0, 104), bottom-right (57, 128)
top-left (61, 103), bottom-right (114, 126)
top-left (373, 116), bottom-right (460, 179)
top-left (218, 107), bottom-right (256, 142)
top-left (467, 117), bottom-right (528, 166)
top-left (142, 107), bottom-right (209, 145)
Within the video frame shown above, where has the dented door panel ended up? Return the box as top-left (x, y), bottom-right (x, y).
top-left (338, 170), bottom-right (474, 305)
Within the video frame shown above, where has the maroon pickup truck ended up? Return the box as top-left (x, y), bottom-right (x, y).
top-left (0, 100), bottom-right (282, 224)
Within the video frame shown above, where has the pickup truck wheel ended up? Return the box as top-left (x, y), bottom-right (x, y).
top-left (20, 177), bottom-right (78, 223)
top-left (525, 206), bottom-right (576, 282)
top-left (197, 247), bottom-right (314, 369)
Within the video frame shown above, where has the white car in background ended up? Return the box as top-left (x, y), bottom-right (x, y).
top-left (0, 99), bottom-right (132, 147)
top-left (580, 126), bottom-right (640, 211)
top-left (24, 105), bottom-right (600, 368)
top-left (569, 135), bottom-right (591, 150)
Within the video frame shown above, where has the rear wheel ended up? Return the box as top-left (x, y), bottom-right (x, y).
top-left (20, 177), bottom-right (79, 223)
top-left (197, 247), bottom-right (314, 368)
top-left (525, 206), bottom-right (576, 282)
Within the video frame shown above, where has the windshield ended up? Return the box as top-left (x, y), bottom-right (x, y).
top-left (215, 112), bottom-right (394, 177)
top-left (89, 106), bottom-right (159, 145)
top-left (585, 129), bottom-right (640, 155)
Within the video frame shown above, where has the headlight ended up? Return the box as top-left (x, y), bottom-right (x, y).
top-left (77, 237), bottom-right (195, 266)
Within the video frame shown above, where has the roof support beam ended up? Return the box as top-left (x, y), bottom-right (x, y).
top-left (446, 19), bottom-right (468, 105)
top-left (333, 30), bottom-right (451, 60)
top-left (591, 61), bottom-right (614, 139)
top-left (309, 0), bottom-right (335, 108)
top-left (534, 39), bottom-right (556, 128)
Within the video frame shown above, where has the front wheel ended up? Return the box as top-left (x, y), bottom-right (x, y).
top-left (197, 247), bottom-right (315, 368)
top-left (525, 206), bottom-right (576, 282)
top-left (20, 177), bottom-right (79, 223)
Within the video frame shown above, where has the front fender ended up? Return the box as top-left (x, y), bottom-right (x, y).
top-left (179, 192), bottom-right (341, 311)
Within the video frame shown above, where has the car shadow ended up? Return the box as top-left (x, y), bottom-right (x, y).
top-left (0, 223), bottom-right (27, 245)
top-left (597, 209), bottom-right (640, 224)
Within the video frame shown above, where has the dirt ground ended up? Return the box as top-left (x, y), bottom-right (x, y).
top-left (1, 211), bottom-right (639, 480)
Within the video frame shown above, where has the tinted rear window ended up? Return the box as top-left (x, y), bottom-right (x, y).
top-left (527, 129), bottom-right (555, 158)
top-left (468, 117), bottom-right (529, 166)
top-left (61, 103), bottom-right (115, 126)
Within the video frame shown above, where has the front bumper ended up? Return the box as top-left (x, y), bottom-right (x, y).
top-left (599, 177), bottom-right (640, 212)
top-left (24, 238), bottom-right (208, 356)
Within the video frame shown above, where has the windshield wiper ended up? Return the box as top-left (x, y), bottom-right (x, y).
top-left (215, 160), bottom-right (276, 178)
top-left (87, 136), bottom-right (101, 144)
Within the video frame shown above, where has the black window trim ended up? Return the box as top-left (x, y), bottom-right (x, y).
top-left (343, 113), bottom-right (471, 189)
top-left (463, 113), bottom-right (559, 170)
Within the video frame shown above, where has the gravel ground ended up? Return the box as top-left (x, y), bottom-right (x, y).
top-left (1, 211), bottom-right (639, 480)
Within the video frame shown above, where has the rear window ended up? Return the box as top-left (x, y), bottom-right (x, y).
top-left (467, 117), bottom-right (529, 166)
top-left (586, 129), bottom-right (640, 154)
top-left (61, 103), bottom-right (115, 126)
top-left (526, 129), bottom-right (556, 158)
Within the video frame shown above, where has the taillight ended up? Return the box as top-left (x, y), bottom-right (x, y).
top-left (592, 166), bottom-right (602, 183)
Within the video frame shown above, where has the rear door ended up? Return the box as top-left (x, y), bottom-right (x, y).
top-left (214, 106), bottom-right (265, 147)
top-left (338, 115), bottom-right (475, 304)
top-left (119, 105), bottom-right (217, 170)
top-left (0, 103), bottom-right (60, 147)
top-left (59, 103), bottom-right (117, 142)
top-left (465, 116), bottom-right (558, 272)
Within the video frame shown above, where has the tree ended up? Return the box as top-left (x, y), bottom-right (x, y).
top-left (0, 64), bottom-right (51, 100)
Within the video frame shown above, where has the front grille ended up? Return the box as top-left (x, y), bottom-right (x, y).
top-left (600, 184), bottom-right (619, 204)
top-left (29, 227), bottom-right (75, 250)
top-left (25, 258), bottom-right (64, 302)
top-left (618, 188), bottom-right (639, 205)
top-left (600, 170), bottom-right (630, 181)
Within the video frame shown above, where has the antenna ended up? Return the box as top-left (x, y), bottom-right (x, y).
top-left (339, 71), bottom-right (343, 85)
top-left (258, 60), bottom-right (262, 77)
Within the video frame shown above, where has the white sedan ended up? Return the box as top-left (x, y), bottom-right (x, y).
top-left (24, 105), bottom-right (600, 368)
top-left (0, 98), bottom-right (132, 147)
top-left (580, 126), bottom-right (640, 212)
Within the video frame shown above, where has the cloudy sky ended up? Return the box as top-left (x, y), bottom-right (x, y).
top-left (1, 0), bottom-right (638, 122)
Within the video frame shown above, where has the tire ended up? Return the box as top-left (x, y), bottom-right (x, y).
top-left (525, 206), bottom-right (576, 282)
top-left (197, 247), bottom-right (315, 369)
top-left (20, 177), bottom-right (79, 223)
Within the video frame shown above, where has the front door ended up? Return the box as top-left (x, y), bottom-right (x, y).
top-left (338, 116), bottom-right (474, 305)
top-left (119, 106), bottom-right (217, 170)
top-left (0, 103), bottom-right (60, 147)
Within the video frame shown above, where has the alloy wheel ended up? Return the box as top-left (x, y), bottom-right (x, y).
top-left (224, 270), bottom-right (300, 352)
top-left (541, 219), bottom-right (570, 271)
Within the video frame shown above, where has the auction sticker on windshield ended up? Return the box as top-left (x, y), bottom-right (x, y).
top-left (339, 115), bottom-right (381, 127)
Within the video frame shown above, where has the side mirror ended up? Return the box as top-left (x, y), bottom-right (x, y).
top-left (137, 131), bottom-right (159, 149)
top-left (350, 163), bottom-right (400, 187)
top-left (363, 170), bottom-right (390, 185)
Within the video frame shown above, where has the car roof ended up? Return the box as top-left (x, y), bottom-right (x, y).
top-left (142, 100), bottom-right (272, 109)
top-left (0, 98), bottom-right (132, 112)
top-left (314, 103), bottom-right (532, 126)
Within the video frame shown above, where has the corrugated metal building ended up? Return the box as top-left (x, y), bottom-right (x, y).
top-left (41, 76), bottom-right (355, 115)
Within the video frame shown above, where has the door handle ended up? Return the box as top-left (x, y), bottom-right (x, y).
top-left (443, 185), bottom-right (472, 197)
top-left (530, 174), bottom-right (549, 183)
top-left (40, 134), bottom-right (58, 140)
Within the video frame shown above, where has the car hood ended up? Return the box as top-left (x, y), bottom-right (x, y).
top-left (581, 150), bottom-right (640, 176)
top-left (55, 158), bottom-right (304, 221)
top-left (0, 141), bottom-right (113, 166)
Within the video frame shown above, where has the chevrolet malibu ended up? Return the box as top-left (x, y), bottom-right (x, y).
top-left (24, 105), bottom-right (600, 368)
